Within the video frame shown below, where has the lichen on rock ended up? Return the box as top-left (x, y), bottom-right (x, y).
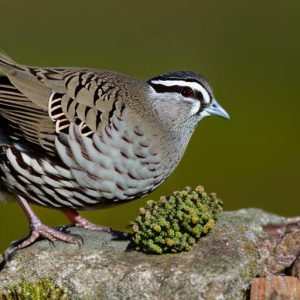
top-left (131, 185), bottom-right (223, 254)
top-left (0, 279), bottom-right (70, 300)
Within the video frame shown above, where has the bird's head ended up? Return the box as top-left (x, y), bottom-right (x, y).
top-left (147, 71), bottom-right (229, 129)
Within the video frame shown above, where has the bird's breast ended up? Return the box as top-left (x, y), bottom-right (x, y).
top-left (0, 116), bottom-right (171, 209)
top-left (54, 116), bottom-right (166, 204)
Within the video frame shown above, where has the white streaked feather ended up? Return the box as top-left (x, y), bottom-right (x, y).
top-left (60, 179), bottom-right (77, 188)
top-left (18, 175), bottom-right (31, 184)
top-left (40, 186), bottom-right (71, 206)
top-left (38, 194), bottom-right (62, 207)
top-left (92, 133), bottom-right (119, 157)
top-left (84, 188), bottom-right (101, 198)
top-left (41, 174), bottom-right (62, 188)
top-left (55, 137), bottom-right (76, 168)
top-left (66, 197), bottom-right (86, 207)
top-left (99, 192), bottom-right (115, 200)
top-left (7, 149), bottom-right (43, 184)
top-left (72, 191), bottom-right (99, 204)
top-left (55, 188), bottom-right (73, 198)
top-left (28, 196), bottom-right (48, 206)
top-left (54, 165), bottom-right (72, 179)
top-left (85, 136), bottom-right (114, 170)
top-left (29, 185), bottom-right (44, 196)
top-left (21, 153), bottom-right (32, 166)
top-left (42, 160), bottom-right (59, 175)
top-left (31, 159), bottom-right (46, 175)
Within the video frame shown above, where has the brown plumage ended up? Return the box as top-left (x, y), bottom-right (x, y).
top-left (0, 54), bottom-right (229, 254)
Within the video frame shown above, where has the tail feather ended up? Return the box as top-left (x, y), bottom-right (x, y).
top-left (0, 52), bottom-right (18, 74)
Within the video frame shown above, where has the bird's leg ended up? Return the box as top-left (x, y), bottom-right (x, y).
top-left (62, 208), bottom-right (112, 232)
top-left (14, 195), bottom-right (79, 250)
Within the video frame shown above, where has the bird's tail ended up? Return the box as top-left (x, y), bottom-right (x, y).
top-left (0, 51), bottom-right (17, 74)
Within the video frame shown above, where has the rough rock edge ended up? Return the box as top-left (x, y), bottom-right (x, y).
top-left (0, 209), bottom-right (285, 300)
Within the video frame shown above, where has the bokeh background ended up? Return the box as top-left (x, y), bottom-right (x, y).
top-left (0, 0), bottom-right (299, 253)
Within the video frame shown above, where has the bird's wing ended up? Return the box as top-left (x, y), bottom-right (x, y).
top-left (0, 55), bottom-right (126, 154)
top-left (0, 76), bottom-right (56, 153)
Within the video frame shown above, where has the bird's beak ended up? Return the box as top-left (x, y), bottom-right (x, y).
top-left (206, 99), bottom-right (230, 120)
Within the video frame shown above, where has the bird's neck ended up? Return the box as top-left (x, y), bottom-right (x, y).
top-left (141, 118), bottom-right (195, 175)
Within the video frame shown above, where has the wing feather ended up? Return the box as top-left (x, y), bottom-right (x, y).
top-left (0, 54), bottom-right (128, 153)
top-left (0, 76), bottom-right (56, 153)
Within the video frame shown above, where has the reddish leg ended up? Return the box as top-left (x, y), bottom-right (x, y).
top-left (15, 195), bottom-right (79, 250)
top-left (63, 208), bottom-right (112, 232)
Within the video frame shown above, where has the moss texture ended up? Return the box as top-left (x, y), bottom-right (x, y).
top-left (131, 185), bottom-right (223, 254)
top-left (0, 279), bottom-right (70, 300)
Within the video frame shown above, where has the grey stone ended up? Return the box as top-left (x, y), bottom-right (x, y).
top-left (292, 256), bottom-right (300, 279)
top-left (0, 209), bottom-right (285, 300)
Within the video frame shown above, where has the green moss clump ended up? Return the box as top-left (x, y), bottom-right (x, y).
top-left (0, 279), bottom-right (70, 300)
top-left (131, 185), bottom-right (223, 254)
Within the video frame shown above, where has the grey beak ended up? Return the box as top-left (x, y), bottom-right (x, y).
top-left (206, 99), bottom-right (230, 120)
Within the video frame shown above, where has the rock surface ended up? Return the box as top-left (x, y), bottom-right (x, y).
top-left (0, 209), bottom-right (286, 299)
top-left (250, 276), bottom-right (300, 300)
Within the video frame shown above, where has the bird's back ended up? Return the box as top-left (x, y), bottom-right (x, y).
top-left (0, 55), bottom-right (170, 209)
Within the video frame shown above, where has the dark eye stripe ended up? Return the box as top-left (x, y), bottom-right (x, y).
top-left (151, 84), bottom-right (182, 94)
top-left (151, 84), bottom-right (202, 100)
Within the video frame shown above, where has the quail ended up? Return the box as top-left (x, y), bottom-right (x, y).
top-left (0, 54), bottom-right (229, 251)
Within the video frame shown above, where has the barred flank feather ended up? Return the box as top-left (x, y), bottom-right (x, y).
top-left (0, 58), bottom-right (166, 209)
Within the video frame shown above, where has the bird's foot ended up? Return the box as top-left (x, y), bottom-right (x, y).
top-left (63, 208), bottom-right (130, 239)
top-left (73, 215), bottom-right (112, 232)
top-left (63, 208), bottom-right (111, 232)
top-left (19, 221), bottom-right (80, 249)
top-left (2, 221), bottom-right (81, 263)
top-left (0, 195), bottom-right (83, 265)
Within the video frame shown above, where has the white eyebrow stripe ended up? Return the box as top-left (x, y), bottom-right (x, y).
top-left (150, 80), bottom-right (211, 103)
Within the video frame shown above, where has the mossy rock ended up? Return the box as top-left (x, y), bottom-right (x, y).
top-left (0, 209), bottom-right (284, 299)
top-left (131, 185), bottom-right (223, 254)
top-left (0, 279), bottom-right (70, 300)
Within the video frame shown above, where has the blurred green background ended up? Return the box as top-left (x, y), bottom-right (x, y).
top-left (0, 0), bottom-right (299, 253)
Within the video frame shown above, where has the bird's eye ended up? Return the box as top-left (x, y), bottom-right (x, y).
top-left (181, 87), bottom-right (195, 98)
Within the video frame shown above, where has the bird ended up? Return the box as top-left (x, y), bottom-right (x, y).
top-left (0, 54), bottom-right (229, 253)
